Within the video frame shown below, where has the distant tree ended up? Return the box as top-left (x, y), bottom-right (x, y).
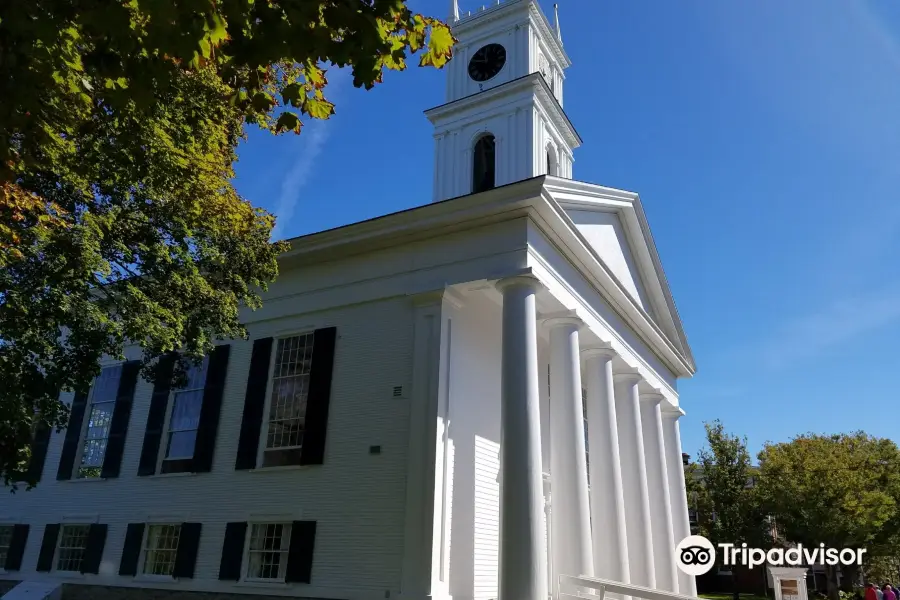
top-left (863, 554), bottom-right (900, 587)
top-left (0, 0), bottom-right (454, 488)
top-left (757, 432), bottom-right (900, 600)
top-left (692, 420), bottom-right (770, 600)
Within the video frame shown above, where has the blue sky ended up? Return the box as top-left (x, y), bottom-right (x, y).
top-left (233, 0), bottom-right (900, 460)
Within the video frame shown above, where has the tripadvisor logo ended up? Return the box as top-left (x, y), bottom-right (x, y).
top-left (675, 536), bottom-right (867, 576)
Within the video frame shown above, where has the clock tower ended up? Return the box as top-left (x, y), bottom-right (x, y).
top-left (425, 0), bottom-right (581, 202)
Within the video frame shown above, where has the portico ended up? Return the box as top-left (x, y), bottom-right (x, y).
top-left (426, 255), bottom-right (696, 600)
top-left (489, 272), bottom-right (692, 600)
top-left (497, 276), bottom-right (695, 599)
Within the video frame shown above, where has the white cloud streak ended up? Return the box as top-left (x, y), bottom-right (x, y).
top-left (270, 68), bottom-right (350, 241)
top-left (762, 287), bottom-right (900, 370)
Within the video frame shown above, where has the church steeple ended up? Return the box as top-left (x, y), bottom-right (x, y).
top-left (425, 0), bottom-right (580, 203)
top-left (553, 3), bottom-right (562, 43)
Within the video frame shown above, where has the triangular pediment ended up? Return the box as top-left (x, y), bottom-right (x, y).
top-left (565, 208), bottom-right (654, 313)
top-left (542, 177), bottom-right (694, 367)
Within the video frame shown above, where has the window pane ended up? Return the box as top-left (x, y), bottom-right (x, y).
top-left (143, 525), bottom-right (180, 576)
top-left (166, 430), bottom-right (197, 460)
top-left (266, 334), bottom-right (313, 450)
top-left (246, 523), bottom-right (290, 581)
top-left (85, 402), bottom-right (114, 442)
top-left (164, 358), bottom-right (206, 460)
top-left (181, 359), bottom-right (208, 391)
top-left (57, 525), bottom-right (90, 572)
top-left (170, 390), bottom-right (203, 431)
top-left (77, 364), bottom-right (122, 478)
top-left (92, 365), bottom-right (123, 403)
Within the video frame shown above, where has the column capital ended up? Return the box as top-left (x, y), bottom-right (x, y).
top-left (581, 345), bottom-right (617, 360)
top-left (639, 391), bottom-right (665, 406)
top-left (661, 406), bottom-right (686, 420)
top-left (495, 274), bottom-right (543, 293)
top-left (613, 371), bottom-right (642, 386)
top-left (542, 309), bottom-right (583, 330)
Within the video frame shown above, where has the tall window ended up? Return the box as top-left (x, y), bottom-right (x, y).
top-left (165, 358), bottom-right (209, 460)
top-left (266, 334), bottom-right (314, 452)
top-left (246, 523), bottom-right (292, 581)
top-left (143, 525), bottom-right (181, 576)
top-left (56, 525), bottom-right (90, 572)
top-left (472, 134), bottom-right (496, 194)
top-left (547, 147), bottom-right (558, 176)
top-left (78, 365), bottom-right (123, 478)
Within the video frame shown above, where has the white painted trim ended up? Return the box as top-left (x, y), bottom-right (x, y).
top-left (273, 177), bottom-right (693, 376)
top-left (400, 296), bottom-right (444, 598)
top-left (426, 74), bottom-right (580, 149)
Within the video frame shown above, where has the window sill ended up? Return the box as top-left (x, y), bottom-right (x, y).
top-left (147, 471), bottom-right (194, 479)
top-left (236, 580), bottom-right (290, 589)
top-left (246, 465), bottom-right (312, 474)
top-left (65, 477), bottom-right (107, 483)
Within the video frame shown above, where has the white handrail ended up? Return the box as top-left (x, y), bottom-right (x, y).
top-left (559, 574), bottom-right (697, 600)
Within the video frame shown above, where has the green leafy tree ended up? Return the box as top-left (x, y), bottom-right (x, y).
top-left (863, 554), bottom-right (900, 587)
top-left (757, 432), bottom-right (900, 600)
top-left (0, 0), bottom-right (454, 488)
top-left (691, 420), bottom-right (771, 600)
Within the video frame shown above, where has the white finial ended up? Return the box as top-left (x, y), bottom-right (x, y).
top-left (449, 0), bottom-right (459, 22)
top-left (553, 3), bottom-right (562, 43)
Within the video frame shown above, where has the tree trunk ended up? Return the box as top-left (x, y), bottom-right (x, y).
top-left (842, 564), bottom-right (860, 592)
top-left (733, 568), bottom-right (741, 600)
top-left (825, 564), bottom-right (841, 600)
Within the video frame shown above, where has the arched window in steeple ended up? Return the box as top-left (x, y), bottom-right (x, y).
top-left (546, 145), bottom-right (559, 176)
top-left (472, 134), bottom-right (496, 194)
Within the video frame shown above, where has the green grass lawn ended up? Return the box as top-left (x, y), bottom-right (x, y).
top-left (700, 593), bottom-right (770, 600)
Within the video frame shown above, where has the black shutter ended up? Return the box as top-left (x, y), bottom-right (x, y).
top-left (80, 524), bottom-right (107, 574)
top-left (300, 327), bottom-right (337, 465)
top-left (36, 524), bottom-right (60, 572)
top-left (118, 523), bottom-right (145, 576)
top-left (172, 522), bottom-right (202, 579)
top-left (285, 521), bottom-right (317, 583)
top-left (4, 524), bottom-right (29, 571)
top-left (193, 345), bottom-right (231, 473)
top-left (27, 423), bottom-right (52, 483)
top-left (101, 360), bottom-right (141, 478)
top-left (57, 391), bottom-right (88, 480)
top-left (138, 354), bottom-right (176, 476)
top-left (235, 338), bottom-right (273, 470)
top-left (218, 521), bottom-right (247, 581)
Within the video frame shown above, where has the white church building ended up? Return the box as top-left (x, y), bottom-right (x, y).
top-left (0, 1), bottom-right (697, 600)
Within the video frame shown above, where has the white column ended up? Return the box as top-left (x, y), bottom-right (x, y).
top-left (546, 317), bottom-right (594, 580)
top-left (613, 373), bottom-right (656, 588)
top-left (640, 393), bottom-right (678, 592)
top-left (581, 348), bottom-right (630, 585)
top-left (662, 407), bottom-right (697, 596)
top-left (496, 276), bottom-right (548, 600)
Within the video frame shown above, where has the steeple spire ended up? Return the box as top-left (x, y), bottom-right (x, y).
top-left (553, 3), bottom-right (562, 43)
top-left (449, 0), bottom-right (459, 22)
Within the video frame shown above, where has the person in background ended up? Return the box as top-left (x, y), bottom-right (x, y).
top-left (876, 584), bottom-right (884, 600)
top-left (882, 584), bottom-right (896, 600)
top-left (867, 583), bottom-right (880, 600)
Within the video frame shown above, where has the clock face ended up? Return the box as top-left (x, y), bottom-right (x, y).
top-left (468, 43), bottom-right (507, 82)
